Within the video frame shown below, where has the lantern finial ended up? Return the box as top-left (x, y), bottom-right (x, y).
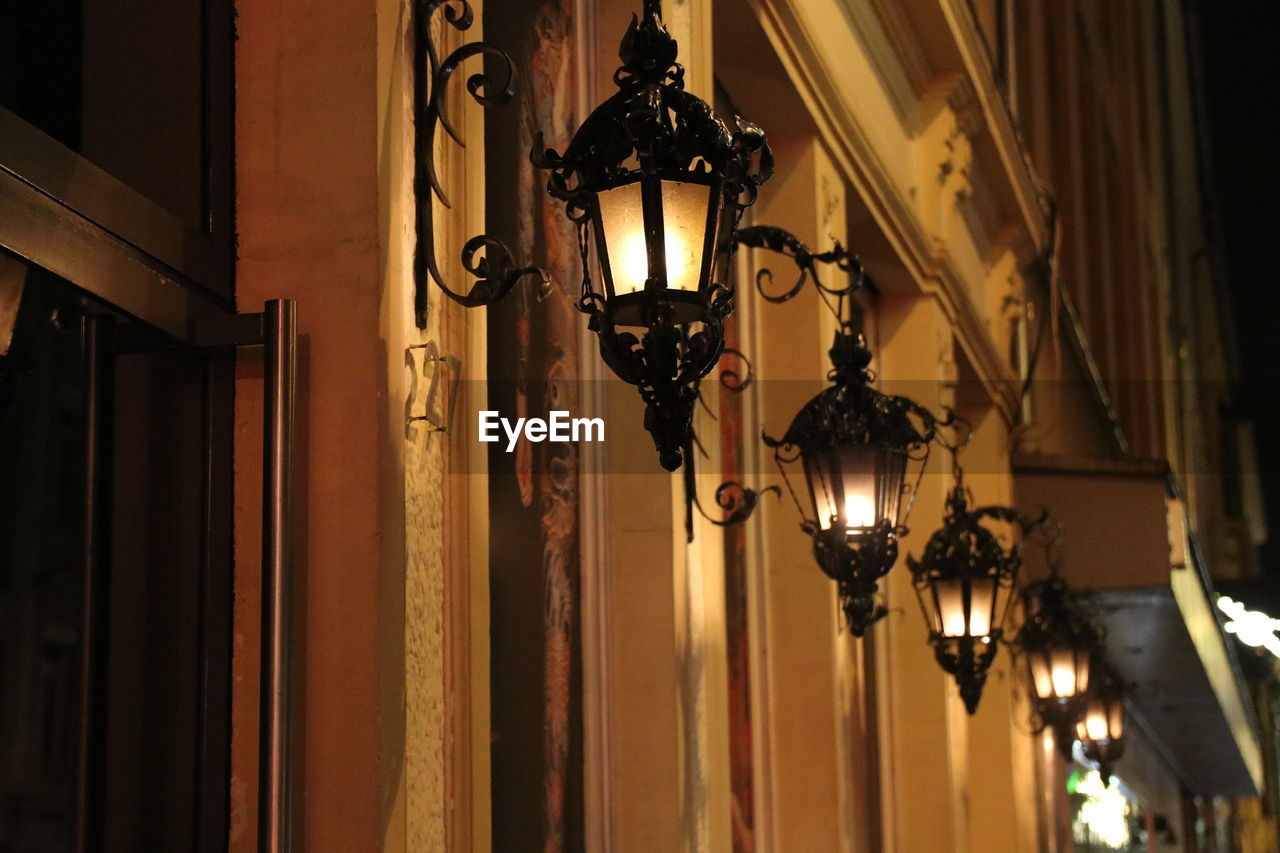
top-left (828, 331), bottom-right (874, 386)
top-left (618, 0), bottom-right (680, 86)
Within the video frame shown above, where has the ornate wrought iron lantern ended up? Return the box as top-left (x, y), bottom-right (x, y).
top-left (534, 0), bottom-right (772, 471)
top-left (1016, 570), bottom-right (1100, 752)
top-left (1076, 662), bottom-right (1126, 780)
top-left (412, 0), bottom-right (769, 472)
top-left (741, 227), bottom-right (938, 636)
top-left (909, 449), bottom-right (1045, 713)
top-left (768, 333), bottom-right (937, 635)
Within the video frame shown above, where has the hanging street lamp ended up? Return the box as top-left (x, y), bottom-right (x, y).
top-left (739, 226), bottom-right (940, 636)
top-left (1015, 570), bottom-right (1100, 754)
top-left (534, 0), bottom-right (773, 471)
top-left (766, 331), bottom-right (938, 635)
top-left (1077, 662), bottom-right (1126, 782)
top-left (412, 0), bottom-right (770, 472)
top-left (909, 444), bottom-right (1046, 713)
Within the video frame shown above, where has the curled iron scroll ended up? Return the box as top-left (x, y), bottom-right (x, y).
top-left (681, 347), bottom-right (776, 540)
top-left (412, 0), bottom-right (549, 327)
top-left (718, 347), bottom-right (754, 392)
top-left (733, 224), bottom-right (862, 305)
top-left (681, 436), bottom-right (781, 542)
top-left (694, 479), bottom-right (781, 529)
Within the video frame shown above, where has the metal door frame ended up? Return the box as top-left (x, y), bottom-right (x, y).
top-left (62, 289), bottom-right (296, 853)
top-left (0, 1), bottom-right (297, 845)
top-left (0, 0), bottom-right (234, 307)
top-left (1, 218), bottom-right (298, 853)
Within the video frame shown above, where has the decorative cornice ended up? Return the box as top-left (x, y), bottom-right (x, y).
top-left (864, 0), bottom-right (933, 94)
top-left (946, 74), bottom-right (983, 140)
top-left (750, 0), bottom-right (936, 279)
top-left (937, 0), bottom-right (1048, 245)
top-left (958, 155), bottom-right (1003, 264)
top-left (750, 0), bottom-right (1023, 421)
top-left (835, 0), bottom-right (931, 127)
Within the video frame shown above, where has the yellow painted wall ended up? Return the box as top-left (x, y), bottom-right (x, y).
top-left (224, 0), bottom-right (1238, 849)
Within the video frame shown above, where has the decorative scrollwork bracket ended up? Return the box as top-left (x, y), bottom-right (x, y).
top-left (683, 347), bottom-right (780, 541)
top-left (733, 224), bottom-right (861, 312)
top-left (412, 0), bottom-right (549, 327)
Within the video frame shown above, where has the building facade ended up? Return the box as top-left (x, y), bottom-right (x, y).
top-left (0, 0), bottom-right (1275, 851)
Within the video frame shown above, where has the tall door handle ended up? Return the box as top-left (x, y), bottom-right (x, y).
top-left (259, 299), bottom-right (296, 853)
top-left (194, 298), bottom-right (298, 851)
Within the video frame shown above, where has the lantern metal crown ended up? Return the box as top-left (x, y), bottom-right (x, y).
top-left (909, 443), bottom-right (1046, 714)
top-left (533, 0), bottom-right (773, 471)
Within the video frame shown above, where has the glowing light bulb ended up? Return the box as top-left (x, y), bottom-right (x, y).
top-left (843, 493), bottom-right (876, 529)
top-left (1052, 664), bottom-right (1077, 698)
top-left (615, 228), bottom-right (690, 294)
top-left (614, 232), bottom-right (648, 293)
top-left (943, 608), bottom-right (969, 637)
top-left (1084, 713), bottom-right (1109, 741)
top-left (664, 229), bottom-right (692, 289)
top-left (967, 607), bottom-right (992, 637)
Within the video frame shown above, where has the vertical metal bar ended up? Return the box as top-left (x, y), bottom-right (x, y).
top-left (411, 0), bottom-right (431, 329)
top-left (259, 299), bottom-right (296, 853)
top-left (76, 313), bottom-right (113, 853)
top-left (640, 176), bottom-right (668, 288)
top-left (197, 348), bottom-right (235, 852)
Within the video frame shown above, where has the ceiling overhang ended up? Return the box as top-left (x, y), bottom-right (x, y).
top-left (1014, 453), bottom-right (1264, 797)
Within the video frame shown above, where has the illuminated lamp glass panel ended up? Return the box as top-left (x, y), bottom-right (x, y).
top-left (801, 443), bottom-right (907, 535)
top-left (596, 179), bottom-right (716, 297)
top-left (928, 572), bottom-right (1008, 639)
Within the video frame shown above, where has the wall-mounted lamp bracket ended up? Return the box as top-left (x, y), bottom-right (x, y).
top-left (412, 0), bottom-right (549, 327)
top-left (681, 347), bottom-right (780, 541)
top-left (733, 225), bottom-right (861, 312)
top-left (742, 223), bottom-right (950, 636)
top-left (406, 341), bottom-right (461, 433)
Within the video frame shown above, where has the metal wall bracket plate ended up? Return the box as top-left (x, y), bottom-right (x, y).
top-left (406, 341), bottom-right (461, 433)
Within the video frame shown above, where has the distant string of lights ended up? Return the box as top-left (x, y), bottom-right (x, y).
top-left (1217, 596), bottom-right (1280, 659)
top-left (1072, 769), bottom-right (1132, 849)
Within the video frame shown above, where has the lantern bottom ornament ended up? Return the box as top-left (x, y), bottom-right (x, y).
top-left (810, 522), bottom-right (898, 635)
top-left (592, 291), bottom-right (733, 471)
top-left (934, 635), bottom-right (1000, 714)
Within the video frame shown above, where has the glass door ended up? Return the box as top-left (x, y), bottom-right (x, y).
top-left (0, 0), bottom-right (299, 846)
top-left (0, 249), bottom-right (234, 852)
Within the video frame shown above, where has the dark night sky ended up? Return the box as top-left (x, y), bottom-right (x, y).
top-left (1194, 3), bottom-right (1280, 574)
